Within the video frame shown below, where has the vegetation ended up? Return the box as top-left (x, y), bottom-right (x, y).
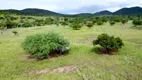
top-left (97, 21), bottom-right (104, 25)
top-left (70, 23), bottom-right (82, 30)
top-left (109, 21), bottom-right (116, 26)
top-left (132, 19), bottom-right (142, 27)
top-left (121, 19), bottom-right (128, 24)
top-left (0, 22), bottom-right (142, 80)
top-left (0, 9), bottom-right (142, 80)
top-left (86, 22), bottom-right (94, 28)
top-left (21, 32), bottom-right (70, 59)
top-left (12, 31), bottom-right (18, 35)
top-left (93, 33), bottom-right (124, 54)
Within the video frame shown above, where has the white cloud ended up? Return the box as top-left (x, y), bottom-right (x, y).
top-left (0, 0), bottom-right (142, 14)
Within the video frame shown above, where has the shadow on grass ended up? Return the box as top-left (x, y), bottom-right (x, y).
top-left (91, 46), bottom-right (118, 55)
top-left (23, 51), bottom-right (70, 61)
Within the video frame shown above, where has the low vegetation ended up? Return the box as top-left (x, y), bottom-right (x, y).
top-left (22, 32), bottom-right (70, 59)
top-left (93, 33), bottom-right (124, 54)
top-left (0, 13), bottom-right (142, 80)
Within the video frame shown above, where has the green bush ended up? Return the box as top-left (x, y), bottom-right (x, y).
top-left (12, 31), bottom-right (18, 35)
top-left (5, 20), bottom-right (17, 28)
top-left (86, 22), bottom-right (94, 28)
top-left (121, 19), bottom-right (128, 24)
top-left (70, 23), bottom-right (82, 30)
top-left (97, 21), bottom-right (103, 25)
top-left (109, 21), bottom-right (115, 26)
top-left (0, 22), bottom-right (6, 28)
top-left (132, 20), bottom-right (142, 27)
top-left (22, 22), bottom-right (32, 27)
top-left (93, 33), bottom-right (124, 54)
top-left (22, 32), bottom-right (70, 59)
top-left (44, 18), bottom-right (54, 25)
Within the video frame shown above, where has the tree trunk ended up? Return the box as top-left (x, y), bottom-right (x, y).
top-left (106, 48), bottom-right (110, 54)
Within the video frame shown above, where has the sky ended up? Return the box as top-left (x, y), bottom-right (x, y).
top-left (0, 0), bottom-right (142, 14)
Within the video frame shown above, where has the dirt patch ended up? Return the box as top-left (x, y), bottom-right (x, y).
top-left (51, 65), bottom-right (78, 73)
top-left (29, 68), bottom-right (51, 75)
top-left (28, 65), bottom-right (78, 75)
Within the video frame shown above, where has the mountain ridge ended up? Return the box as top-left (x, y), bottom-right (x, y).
top-left (0, 6), bottom-right (142, 16)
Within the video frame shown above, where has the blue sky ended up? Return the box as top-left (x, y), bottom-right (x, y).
top-left (0, 0), bottom-right (142, 14)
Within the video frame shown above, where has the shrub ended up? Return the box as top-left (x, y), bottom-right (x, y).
top-left (60, 21), bottom-right (69, 26)
top-left (132, 20), bottom-right (142, 27)
top-left (12, 31), bottom-right (18, 35)
top-left (93, 33), bottom-right (124, 54)
top-left (5, 21), bottom-right (17, 28)
top-left (109, 21), bottom-right (115, 26)
top-left (97, 21), bottom-right (103, 25)
top-left (92, 19), bottom-right (97, 24)
top-left (21, 32), bottom-right (70, 59)
top-left (102, 17), bottom-right (108, 23)
top-left (113, 16), bottom-right (121, 22)
top-left (22, 22), bottom-right (32, 27)
top-left (0, 22), bottom-right (6, 28)
top-left (86, 22), bottom-right (94, 28)
top-left (44, 18), bottom-right (54, 25)
top-left (70, 23), bottom-right (82, 30)
top-left (121, 19), bottom-right (128, 24)
top-left (0, 16), bottom-right (5, 20)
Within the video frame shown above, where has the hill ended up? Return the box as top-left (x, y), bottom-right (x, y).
top-left (95, 10), bottom-right (112, 15)
top-left (0, 8), bottom-right (63, 16)
top-left (113, 7), bottom-right (142, 15)
top-left (21, 8), bottom-right (63, 16)
top-left (0, 6), bottom-right (142, 16)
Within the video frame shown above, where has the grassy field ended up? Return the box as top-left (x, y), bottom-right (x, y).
top-left (0, 22), bottom-right (142, 80)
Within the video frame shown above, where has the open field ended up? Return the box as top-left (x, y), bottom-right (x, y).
top-left (0, 22), bottom-right (142, 80)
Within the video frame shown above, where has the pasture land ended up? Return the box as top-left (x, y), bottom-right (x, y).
top-left (0, 22), bottom-right (142, 80)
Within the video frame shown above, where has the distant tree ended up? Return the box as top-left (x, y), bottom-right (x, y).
top-left (0, 16), bottom-right (5, 20)
top-left (35, 19), bottom-right (44, 26)
top-left (86, 22), bottom-right (94, 28)
top-left (70, 23), bottom-right (82, 30)
top-left (109, 21), bottom-right (116, 26)
top-left (44, 18), bottom-right (54, 25)
top-left (132, 20), bottom-right (142, 27)
top-left (5, 20), bottom-right (17, 28)
top-left (12, 31), bottom-right (18, 36)
top-left (60, 21), bottom-right (68, 26)
top-left (102, 17), bottom-right (108, 23)
top-left (92, 19), bottom-right (97, 24)
top-left (0, 22), bottom-right (6, 34)
top-left (113, 16), bottom-right (121, 22)
top-left (97, 21), bottom-right (103, 25)
top-left (0, 22), bottom-right (6, 28)
top-left (22, 22), bottom-right (32, 27)
top-left (121, 19), bottom-right (128, 25)
top-left (9, 16), bottom-right (18, 20)
top-left (64, 17), bottom-right (69, 22)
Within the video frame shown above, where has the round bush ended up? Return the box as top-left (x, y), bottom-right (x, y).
top-left (22, 32), bottom-right (70, 59)
top-left (97, 21), bottom-right (103, 25)
top-left (70, 23), bottom-right (82, 30)
top-left (109, 21), bottom-right (115, 26)
top-left (132, 20), bottom-right (142, 27)
top-left (93, 33), bottom-right (124, 54)
top-left (86, 22), bottom-right (94, 28)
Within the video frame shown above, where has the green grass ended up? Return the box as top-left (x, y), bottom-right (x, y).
top-left (0, 22), bottom-right (142, 80)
